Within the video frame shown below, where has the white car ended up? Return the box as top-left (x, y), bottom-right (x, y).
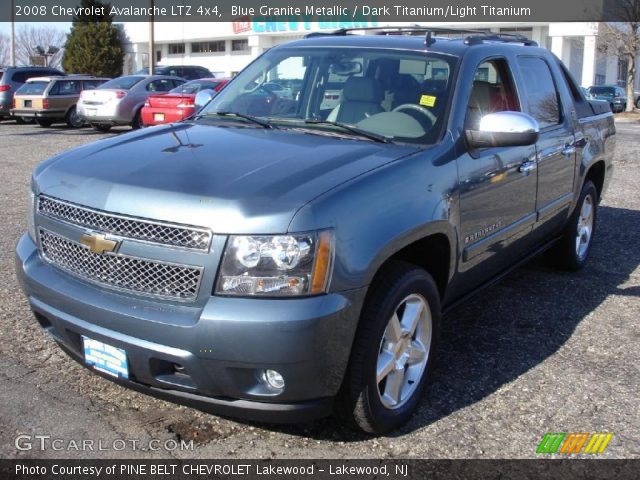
top-left (77, 75), bottom-right (185, 131)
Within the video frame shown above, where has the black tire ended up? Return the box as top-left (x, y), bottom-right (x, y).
top-left (65, 106), bottom-right (84, 128)
top-left (131, 109), bottom-right (143, 129)
top-left (92, 123), bottom-right (111, 133)
top-left (636, 97), bottom-right (640, 109)
top-left (15, 116), bottom-right (34, 125)
top-left (336, 261), bottom-right (441, 434)
top-left (550, 180), bottom-right (598, 271)
top-left (35, 118), bottom-right (53, 127)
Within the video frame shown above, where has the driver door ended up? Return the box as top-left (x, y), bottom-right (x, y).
top-left (457, 58), bottom-right (538, 277)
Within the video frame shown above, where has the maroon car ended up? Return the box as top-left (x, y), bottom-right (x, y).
top-left (141, 78), bottom-right (229, 126)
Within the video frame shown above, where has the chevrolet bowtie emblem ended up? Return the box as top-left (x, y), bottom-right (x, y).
top-left (80, 233), bottom-right (119, 254)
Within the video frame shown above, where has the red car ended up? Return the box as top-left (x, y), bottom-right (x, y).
top-left (141, 78), bottom-right (229, 126)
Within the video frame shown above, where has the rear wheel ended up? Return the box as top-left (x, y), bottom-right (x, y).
top-left (131, 109), bottom-right (143, 129)
top-left (92, 123), bottom-right (111, 133)
top-left (35, 118), bottom-right (53, 127)
top-left (15, 116), bottom-right (34, 125)
top-left (65, 106), bottom-right (83, 128)
top-left (336, 261), bottom-right (440, 434)
top-left (551, 180), bottom-right (598, 271)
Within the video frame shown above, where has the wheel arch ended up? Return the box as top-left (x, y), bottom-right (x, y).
top-left (584, 159), bottom-right (606, 201)
top-left (367, 228), bottom-right (455, 301)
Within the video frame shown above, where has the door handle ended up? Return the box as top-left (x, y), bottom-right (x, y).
top-left (519, 160), bottom-right (537, 173)
top-left (562, 145), bottom-right (576, 156)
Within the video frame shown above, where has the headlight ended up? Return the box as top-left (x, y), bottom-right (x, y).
top-left (27, 190), bottom-right (36, 242)
top-left (216, 231), bottom-right (333, 297)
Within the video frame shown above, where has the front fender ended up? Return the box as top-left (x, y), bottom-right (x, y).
top-left (288, 145), bottom-right (459, 292)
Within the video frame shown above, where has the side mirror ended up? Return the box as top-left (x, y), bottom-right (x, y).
top-left (194, 89), bottom-right (215, 112)
top-left (466, 111), bottom-right (539, 149)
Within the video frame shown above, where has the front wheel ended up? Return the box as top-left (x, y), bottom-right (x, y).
top-left (336, 261), bottom-right (441, 434)
top-left (551, 180), bottom-right (598, 271)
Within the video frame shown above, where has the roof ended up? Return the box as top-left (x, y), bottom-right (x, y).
top-left (0, 66), bottom-right (62, 71)
top-left (25, 75), bottom-right (99, 83)
top-left (279, 30), bottom-right (541, 57)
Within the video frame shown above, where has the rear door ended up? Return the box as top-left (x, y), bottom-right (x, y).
top-left (48, 79), bottom-right (82, 113)
top-left (516, 56), bottom-right (576, 227)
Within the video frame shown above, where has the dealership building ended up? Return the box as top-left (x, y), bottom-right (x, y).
top-left (120, 21), bottom-right (636, 89)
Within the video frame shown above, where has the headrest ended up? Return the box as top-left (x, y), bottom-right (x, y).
top-left (342, 77), bottom-right (384, 103)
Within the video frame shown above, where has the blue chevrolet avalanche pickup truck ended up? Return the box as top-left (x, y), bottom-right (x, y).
top-left (16, 28), bottom-right (615, 434)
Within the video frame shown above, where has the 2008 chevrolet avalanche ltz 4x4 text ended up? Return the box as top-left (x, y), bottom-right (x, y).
top-left (16, 28), bottom-right (615, 434)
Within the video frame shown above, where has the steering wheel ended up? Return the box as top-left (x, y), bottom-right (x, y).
top-left (392, 104), bottom-right (436, 127)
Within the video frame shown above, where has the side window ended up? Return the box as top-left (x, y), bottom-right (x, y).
top-left (466, 58), bottom-right (520, 129)
top-left (48, 82), bottom-right (59, 95)
top-left (517, 57), bottom-right (561, 129)
top-left (12, 72), bottom-right (27, 83)
top-left (172, 79), bottom-right (185, 88)
top-left (51, 80), bottom-right (81, 95)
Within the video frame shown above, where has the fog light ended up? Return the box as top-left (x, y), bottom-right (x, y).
top-left (263, 369), bottom-right (285, 390)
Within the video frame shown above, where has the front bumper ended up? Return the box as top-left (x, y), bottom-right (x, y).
top-left (15, 233), bottom-right (366, 423)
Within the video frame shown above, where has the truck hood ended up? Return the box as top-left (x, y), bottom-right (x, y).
top-left (34, 122), bottom-right (419, 233)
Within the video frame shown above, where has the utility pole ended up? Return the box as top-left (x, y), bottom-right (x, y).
top-left (148, 0), bottom-right (154, 74)
top-left (10, 0), bottom-right (16, 66)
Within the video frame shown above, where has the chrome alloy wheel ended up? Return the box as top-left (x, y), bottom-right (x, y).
top-left (376, 293), bottom-right (432, 410)
top-left (576, 193), bottom-right (594, 260)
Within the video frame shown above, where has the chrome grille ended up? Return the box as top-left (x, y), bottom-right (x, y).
top-left (38, 196), bottom-right (211, 251)
top-left (39, 229), bottom-right (202, 301)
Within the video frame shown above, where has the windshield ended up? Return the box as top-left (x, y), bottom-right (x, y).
top-left (171, 80), bottom-right (220, 94)
top-left (100, 76), bottom-right (145, 90)
top-left (16, 81), bottom-right (49, 95)
top-left (200, 47), bottom-right (457, 144)
top-left (589, 87), bottom-right (615, 95)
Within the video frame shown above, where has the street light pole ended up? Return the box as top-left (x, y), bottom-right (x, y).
top-left (148, 0), bottom-right (155, 74)
top-left (10, 0), bottom-right (16, 66)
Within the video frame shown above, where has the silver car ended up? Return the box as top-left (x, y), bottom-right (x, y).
top-left (77, 75), bottom-right (185, 131)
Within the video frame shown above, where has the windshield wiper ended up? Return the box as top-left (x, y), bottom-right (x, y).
top-left (303, 119), bottom-right (391, 143)
top-left (196, 111), bottom-right (274, 129)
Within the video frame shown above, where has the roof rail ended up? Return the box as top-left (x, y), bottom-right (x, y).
top-left (464, 32), bottom-right (537, 46)
top-left (304, 26), bottom-right (538, 47)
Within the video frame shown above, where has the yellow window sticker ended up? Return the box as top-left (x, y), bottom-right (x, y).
top-left (419, 95), bottom-right (437, 107)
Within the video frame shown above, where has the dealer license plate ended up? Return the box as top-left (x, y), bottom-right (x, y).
top-left (82, 336), bottom-right (129, 380)
top-left (154, 113), bottom-right (165, 121)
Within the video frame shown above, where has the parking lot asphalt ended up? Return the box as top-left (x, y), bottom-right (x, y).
top-left (0, 120), bottom-right (638, 459)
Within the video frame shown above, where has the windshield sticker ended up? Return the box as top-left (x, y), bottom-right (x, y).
top-left (419, 95), bottom-right (437, 107)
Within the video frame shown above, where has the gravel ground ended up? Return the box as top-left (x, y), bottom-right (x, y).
top-left (0, 119), bottom-right (638, 459)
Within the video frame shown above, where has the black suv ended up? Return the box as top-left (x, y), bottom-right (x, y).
top-left (0, 66), bottom-right (65, 122)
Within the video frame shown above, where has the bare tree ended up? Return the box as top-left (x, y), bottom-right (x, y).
top-left (14, 25), bottom-right (67, 68)
top-left (599, 1), bottom-right (640, 111)
top-left (0, 32), bottom-right (9, 66)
